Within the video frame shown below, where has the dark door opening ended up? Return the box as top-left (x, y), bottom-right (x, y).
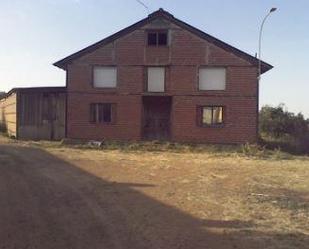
top-left (142, 96), bottom-right (172, 140)
top-left (42, 93), bottom-right (66, 141)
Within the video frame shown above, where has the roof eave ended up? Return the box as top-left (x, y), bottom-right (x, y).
top-left (261, 63), bottom-right (274, 74)
top-left (53, 12), bottom-right (159, 70)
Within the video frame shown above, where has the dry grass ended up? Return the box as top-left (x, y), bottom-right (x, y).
top-left (57, 145), bottom-right (309, 237)
top-left (13, 137), bottom-right (302, 161)
top-left (1, 135), bottom-right (309, 248)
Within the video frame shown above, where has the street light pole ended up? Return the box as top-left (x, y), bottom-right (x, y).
top-left (258, 7), bottom-right (277, 81)
top-left (256, 7), bottom-right (277, 140)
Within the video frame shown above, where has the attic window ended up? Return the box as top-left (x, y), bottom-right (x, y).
top-left (158, 33), bottom-right (167, 45)
top-left (147, 31), bottom-right (168, 46)
top-left (148, 33), bottom-right (157, 45)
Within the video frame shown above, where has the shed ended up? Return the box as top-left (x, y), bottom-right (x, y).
top-left (0, 87), bottom-right (66, 140)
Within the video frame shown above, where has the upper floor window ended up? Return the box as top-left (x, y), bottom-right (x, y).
top-left (93, 66), bottom-right (117, 88)
top-left (147, 31), bottom-right (168, 46)
top-left (147, 67), bottom-right (165, 92)
top-left (199, 68), bottom-right (226, 90)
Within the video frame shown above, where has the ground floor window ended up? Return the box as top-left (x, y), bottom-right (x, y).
top-left (90, 103), bottom-right (116, 124)
top-left (198, 106), bottom-right (224, 126)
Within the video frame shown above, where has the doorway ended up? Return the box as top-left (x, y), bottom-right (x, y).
top-left (142, 96), bottom-right (172, 140)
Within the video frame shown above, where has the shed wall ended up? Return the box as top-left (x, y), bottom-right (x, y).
top-left (0, 93), bottom-right (17, 137)
top-left (18, 91), bottom-right (66, 140)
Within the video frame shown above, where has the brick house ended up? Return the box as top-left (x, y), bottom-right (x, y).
top-left (54, 8), bottom-right (273, 144)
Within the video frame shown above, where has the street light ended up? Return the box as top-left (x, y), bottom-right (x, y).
top-left (258, 7), bottom-right (277, 80)
top-left (256, 7), bottom-right (277, 139)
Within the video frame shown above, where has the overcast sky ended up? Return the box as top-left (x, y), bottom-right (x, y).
top-left (0, 0), bottom-right (308, 117)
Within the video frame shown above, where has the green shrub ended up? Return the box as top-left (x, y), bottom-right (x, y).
top-left (241, 143), bottom-right (266, 157)
top-left (260, 104), bottom-right (309, 155)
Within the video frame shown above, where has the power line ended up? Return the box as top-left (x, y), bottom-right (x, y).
top-left (135, 0), bottom-right (150, 15)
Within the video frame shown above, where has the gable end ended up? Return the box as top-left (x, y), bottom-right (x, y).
top-left (54, 8), bottom-right (273, 74)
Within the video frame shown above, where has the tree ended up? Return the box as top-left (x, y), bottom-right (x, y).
top-left (259, 104), bottom-right (308, 138)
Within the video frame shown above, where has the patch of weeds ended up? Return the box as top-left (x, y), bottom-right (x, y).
top-left (260, 134), bottom-right (309, 156)
top-left (240, 143), bottom-right (294, 160)
top-left (0, 131), bottom-right (9, 138)
top-left (249, 192), bottom-right (309, 214)
top-left (31, 141), bottom-right (60, 148)
top-left (241, 143), bottom-right (268, 158)
top-left (25, 137), bottom-right (297, 160)
top-left (267, 196), bottom-right (306, 211)
top-left (272, 147), bottom-right (293, 160)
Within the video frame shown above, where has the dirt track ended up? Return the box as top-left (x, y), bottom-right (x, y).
top-left (0, 138), bottom-right (308, 249)
top-left (0, 142), bottom-right (226, 249)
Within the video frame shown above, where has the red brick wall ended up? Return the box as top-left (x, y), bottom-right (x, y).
top-left (67, 93), bottom-right (142, 141)
top-left (171, 96), bottom-right (257, 144)
top-left (66, 19), bottom-right (258, 144)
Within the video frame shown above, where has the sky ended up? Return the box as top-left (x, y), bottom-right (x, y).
top-left (0, 0), bottom-right (308, 117)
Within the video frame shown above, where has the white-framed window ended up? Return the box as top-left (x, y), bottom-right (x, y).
top-left (198, 67), bottom-right (226, 90)
top-left (93, 66), bottom-right (117, 88)
top-left (147, 67), bottom-right (165, 92)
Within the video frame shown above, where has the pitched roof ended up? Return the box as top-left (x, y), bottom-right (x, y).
top-left (0, 86), bottom-right (66, 100)
top-left (54, 8), bottom-right (273, 73)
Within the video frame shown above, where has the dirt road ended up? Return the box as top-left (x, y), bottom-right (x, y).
top-left (0, 138), bottom-right (308, 249)
top-left (0, 142), bottom-right (225, 249)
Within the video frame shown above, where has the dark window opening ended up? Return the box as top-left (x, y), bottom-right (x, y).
top-left (98, 104), bottom-right (105, 123)
top-left (103, 104), bottom-right (112, 123)
top-left (198, 106), bottom-right (224, 126)
top-left (90, 103), bottom-right (97, 123)
top-left (90, 103), bottom-right (114, 124)
top-left (158, 33), bottom-right (167, 45)
top-left (147, 31), bottom-right (168, 46)
top-left (148, 33), bottom-right (157, 46)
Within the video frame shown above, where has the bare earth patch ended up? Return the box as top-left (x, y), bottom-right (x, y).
top-left (0, 136), bottom-right (308, 249)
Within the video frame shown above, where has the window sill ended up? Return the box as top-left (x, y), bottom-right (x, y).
top-left (199, 124), bottom-right (225, 128)
top-left (198, 89), bottom-right (226, 92)
top-left (147, 45), bottom-right (169, 47)
top-left (92, 86), bottom-right (117, 90)
top-left (143, 92), bottom-right (167, 95)
top-left (90, 122), bottom-right (115, 125)
top-left (91, 87), bottom-right (118, 94)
